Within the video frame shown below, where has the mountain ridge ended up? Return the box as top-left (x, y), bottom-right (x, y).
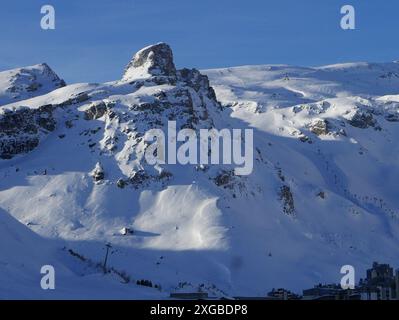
top-left (1, 43), bottom-right (399, 298)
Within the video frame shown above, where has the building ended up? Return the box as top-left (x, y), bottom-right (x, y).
top-left (303, 284), bottom-right (360, 300)
top-left (360, 286), bottom-right (395, 300)
top-left (396, 269), bottom-right (399, 300)
top-left (170, 292), bottom-right (209, 299)
top-left (359, 262), bottom-right (397, 300)
top-left (366, 262), bottom-right (394, 286)
top-left (267, 288), bottom-right (301, 300)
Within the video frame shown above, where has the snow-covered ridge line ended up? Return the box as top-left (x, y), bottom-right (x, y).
top-left (1, 43), bottom-right (399, 298)
top-left (0, 63), bottom-right (66, 107)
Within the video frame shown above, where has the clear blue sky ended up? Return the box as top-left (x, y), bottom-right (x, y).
top-left (1, 0), bottom-right (398, 83)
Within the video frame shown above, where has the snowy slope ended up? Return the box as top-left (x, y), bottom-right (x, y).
top-left (1, 44), bottom-right (399, 298)
top-left (0, 63), bottom-right (65, 106)
top-left (204, 62), bottom-right (399, 110)
top-left (0, 208), bottom-right (165, 299)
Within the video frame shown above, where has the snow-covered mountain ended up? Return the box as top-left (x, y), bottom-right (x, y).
top-left (0, 63), bottom-right (65, 106)
top-left (1, 43), bottom-right (399, 299)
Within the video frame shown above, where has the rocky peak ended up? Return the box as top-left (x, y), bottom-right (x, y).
top-left (178, 68), bottom-right (219, 101)
top-left (122, 43), bottom-right (177, 81)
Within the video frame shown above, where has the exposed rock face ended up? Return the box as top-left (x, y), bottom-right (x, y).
top-left (178, 68), bottom-right (219, 102)
top-left (122, 43), bottom-right (177, 81)
top-left (279, 185), bottom-right (295, 216)
top-left (0, 136), bottom-right (39, 160)
top-left (308, 119), bottom-right (329, 136)
top-left (384, 113), bottom-right (399, 122)
top-left (0, 63), bottom-right (67, 159)
top-left (97, 74), bottom-right (220, 184)
top-left (0, 105), bottom-right (56, 159)
top-left (214, 170), bottom-right (234, 187)
top-left (57, 92), bottom-right (90, 107)
top-left (90, 162), bottom-right (105, 182)
top-left (84, 101), bottom-right (108, 120)
top-left (116, 178), bottom-right (127, 189)
top-left (348, 110), bottom-right (376, 129)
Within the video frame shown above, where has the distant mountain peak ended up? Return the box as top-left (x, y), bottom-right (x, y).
top-left (0, 63), bottom-right (65, 106)
top-left (122, 42), bottom-right (177, 81)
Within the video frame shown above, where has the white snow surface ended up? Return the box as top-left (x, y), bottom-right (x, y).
top-left (1, 52), bottom-right (399, 299)
top-left (0, 63), bottom-right (65, 106)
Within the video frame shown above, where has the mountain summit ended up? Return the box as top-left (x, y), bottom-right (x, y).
top-left (122, 42), bottom-right (177, 81)
top-left (0, 63), bottom-right (65, 106)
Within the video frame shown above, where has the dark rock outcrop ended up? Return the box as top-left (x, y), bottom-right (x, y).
top-left (348, 110), bottom-right (377, 129)
top-left (308, 119), bottom-right (329, 136)
top-left (90, 162), bottom-right (105, 182)
top-left (84, 101), bottom-right (108, 120)
top-left (385, 113), bottom-right (399, 122)
top-left (279, 185), bottom-right (295, 216)
top-left (0, 105), bottom-right (56, 159)
top-left (122, 43), bottom-right (177, 81)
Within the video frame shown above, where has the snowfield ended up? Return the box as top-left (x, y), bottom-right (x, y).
top-left (0, 63), bottom-right (65, 106)
top-left (1, 43), bottom-right (399, 299)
